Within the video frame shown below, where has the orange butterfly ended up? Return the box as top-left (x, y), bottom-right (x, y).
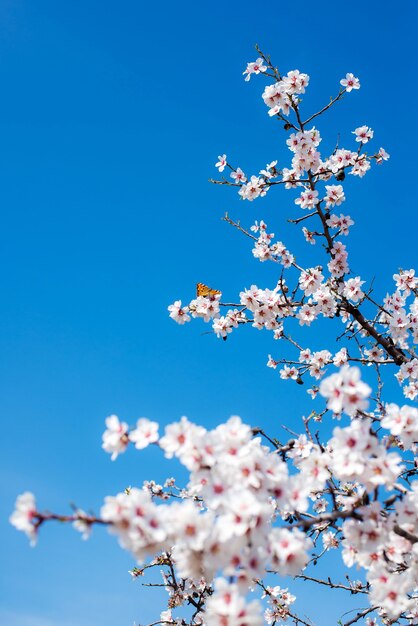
top-left (196, 283), bottom-right (222, 297)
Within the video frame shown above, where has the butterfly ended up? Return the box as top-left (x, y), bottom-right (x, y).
top-left (196, 283), bottom-right (222, 298)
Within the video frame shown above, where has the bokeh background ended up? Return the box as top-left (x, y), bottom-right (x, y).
top-left (1, 1), bottom-right (417, 624)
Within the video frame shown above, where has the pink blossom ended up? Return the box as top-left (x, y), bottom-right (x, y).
top-left (319, 365), bottom-right (371, 416)
top-left (102, 415), bottom-right (129, 460)
top-left (10, 492), bottom-right (38, 545)
top-left (215, 154), bottom-right (227, 172)
top-left (340, 73), bottom-right (360, 92)
top-left (242, 58), bottom-right (267, 82)
top-left (130, 418), bottom-right (159, 450)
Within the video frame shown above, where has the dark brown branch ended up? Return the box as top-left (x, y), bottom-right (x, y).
top-left (393, 524), bottom-right (418, 544)
top-left (295, 505), bottom-right (363, 530)
top-left (344, 303), bottom-right (408, 365)
top-left (302, 89), bottom-right (346, 126)
top-left (295, 574), bottom-right (367, 595)
top-left (342, 606), bottom-right (376, 626)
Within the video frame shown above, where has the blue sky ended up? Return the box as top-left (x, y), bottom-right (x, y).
top-left (1, 1), bottom-right (417, 624)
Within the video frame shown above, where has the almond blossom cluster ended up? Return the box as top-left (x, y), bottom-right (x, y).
top-left (10, 49), bottom-right (418, 626)
top-left (262, 69), bottom-right (309, 117)
top-left (341, 491), bottom-right (418, 619)
top-left (180, 55), bottom-right (418, 400)
top-left (11, 365), bottom-right (418, 624)
top-left (10, 362), bottom-right (418, 626)
top-left (261, 585), bottom-right (296, 625)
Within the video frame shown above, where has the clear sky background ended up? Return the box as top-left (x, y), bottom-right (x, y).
top-left (1, 1), bottom-right (417, 625)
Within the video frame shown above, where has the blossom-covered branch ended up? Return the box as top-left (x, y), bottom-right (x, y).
top-left (11, 47), bottom-right (418, 626)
